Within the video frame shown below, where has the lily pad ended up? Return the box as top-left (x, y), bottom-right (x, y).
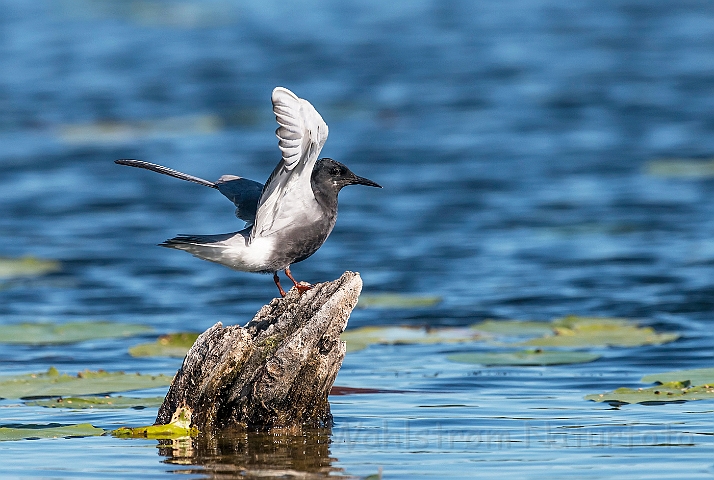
top-left (341, 325), bottom-right (482, 353)
top-left (58, 114), bottom-right (220, 145)
top-left (0, 423), bottom-right (104, 441)
top-left (0, 367), bottom-right (173, 399)
top-left (447, 350), bottom-right (599, 366)
top-left (357, 294), bottom-right (442, 309)
top-left (553, 316), bottom-right (631, 328)
top-left (26, 395), bottom-right (165, 409)
top-left (470, 320), bottom-right (554, 336)
top-left (129, 332), bottom-right (200, 357)
top-left (645, 159), bottom-right (714, 178)
top-left (585, 381), bottom-right (714, 404)
top-left (0, 321), bottom-right (153, 345)
top-left (523, 320), bottom-right (678, 348)
top-left (641, 367), bottom-right (714, 386)
top-left (112, 406), bottom-right (197, 439)
top-left (0, 257), bottom-right (60, 279)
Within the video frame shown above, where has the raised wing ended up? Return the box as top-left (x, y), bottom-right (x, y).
top-left (251, 87), bottom-right (328, 239)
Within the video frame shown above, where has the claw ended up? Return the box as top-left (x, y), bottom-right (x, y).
top-left (285, 267), bottom-right (312, 295)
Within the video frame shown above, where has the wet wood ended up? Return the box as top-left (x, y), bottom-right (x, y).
top-left (155, 271), bottom-right (362, 432)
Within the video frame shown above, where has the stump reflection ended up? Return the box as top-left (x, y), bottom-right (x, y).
top-left (159, 427), bottom-right (344, 478)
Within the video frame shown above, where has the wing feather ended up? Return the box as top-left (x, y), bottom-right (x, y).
top-left (250, 87), bottom-right (328, 240)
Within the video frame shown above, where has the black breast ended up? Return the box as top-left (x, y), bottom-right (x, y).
top-left (263, 211), bottom-right (336, 272)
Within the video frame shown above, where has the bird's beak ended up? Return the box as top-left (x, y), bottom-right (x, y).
top-left (350, 174), bottom-right (382, 188)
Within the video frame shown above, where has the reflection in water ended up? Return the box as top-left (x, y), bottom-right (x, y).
top-left (159, 427), bottom-right (348, 479)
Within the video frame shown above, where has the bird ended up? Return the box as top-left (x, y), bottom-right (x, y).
top-left (116, 87), bottom-right (381, 297)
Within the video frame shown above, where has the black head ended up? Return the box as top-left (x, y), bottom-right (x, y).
top-left (311, 158), bottom-right (382, 193)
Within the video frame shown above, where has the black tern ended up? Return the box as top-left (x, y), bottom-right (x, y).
top-left (116, 87), bottom-right (381, 296)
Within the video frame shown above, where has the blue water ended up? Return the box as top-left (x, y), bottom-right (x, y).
top-left (2, 0), bottom-right (714, 478)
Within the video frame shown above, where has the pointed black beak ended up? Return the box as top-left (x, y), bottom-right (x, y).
top-left (350, 174), bottom-right (382, 188)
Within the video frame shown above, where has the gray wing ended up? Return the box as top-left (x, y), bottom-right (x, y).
top-left (250, 87), bottom-right (328, 240)
top-left (215, 175), bottom-right (264, 226)
top-left (115, 159), bottom-right (263, 224)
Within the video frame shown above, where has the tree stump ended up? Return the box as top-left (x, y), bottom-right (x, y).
top-left (155, 271), bottom-right (362, 433)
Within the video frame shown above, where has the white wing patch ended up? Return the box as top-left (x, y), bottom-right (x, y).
top-left (272, 87), bottom-right (328, 169)
top-left (251, 87), bottom-right (329, 240)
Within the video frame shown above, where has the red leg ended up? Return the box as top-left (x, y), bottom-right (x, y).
top-left (273, 272), bottom-right (286, 297)
top-left (285, 267), bottom-right (312, 293)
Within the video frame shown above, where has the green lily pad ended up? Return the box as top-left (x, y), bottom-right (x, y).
top-left (0, 257), bottom-right (60, 279)
top-left (470, 320), bottom-right (554, 336)
top-left (112, 406), bottom-right (197, 439)
top-left (0, 367), bottom-right (173, 399)
top-left (26, 395), bottom-right (165, 409)
top-left (357, 294), bottom-right (442, 309)
top-left (58, 114), bottom-right (221, 145)
top-left (129, 332), bottom-right (200, 357)
top-left (341, 325), bottom-right (482, 353)
top-left (0, 321), bottom-right (153, 345)
top-left (553, 316), bottom-right (631, 328)
top-left (447, 350), bottom-right (600, 366)
top-left (641, 367), bottom-right (714, 386)
top-left (645, 159), bottom-right (714, 178)
top-left (585, 381), bottom-right (714, 404)
top-left (0, 423), bottom-right (104, 441)
top-left (523, 320), bottom-right (678, 348)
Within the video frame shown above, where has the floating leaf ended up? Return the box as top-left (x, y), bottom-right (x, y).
top-left (0, 257), bottom-right (60, 279)
top-left (61, 1), bottom-right (239, 28)
top-left (0, 367), bottom-right (172, 399)
top-left (341, 316), bottom-right (678, 353)
top-left (585, 381), bottom-right (714, 405)
top-left (341, 325), bottom-right (482, 353)
top-left (470, 320), bottom-right (554, 336)
top-left (641, 367), bottom-right (714, 386)
top-left (0, 423), bottom-right (104, 441)
top-left (357, 294), bottom-right (441, 309)
top-left (58, 114), bottom-right (221, 145)
top-left (26, 395), bottom-right (164, 409)
top-left (587, 367), bottom-right (714, 405)
top-left (447, 350), bottom-right (599, 366)
top-left (112, 406), bottom-right (197, 439)
top-left (553, 316), bottom-right (631, 328)
top-left (129, 332), bottom-right (199, 357)
top-left (471, 317), bottom-right (631, 339)
top-left (523, 319), bottom-right (678, 348)
top-left (645, 159), bottom-right (714, 178)
top-left (0, 321), bottom-right (153, 345)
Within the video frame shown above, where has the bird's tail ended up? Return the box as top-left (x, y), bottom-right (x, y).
top-left (161, 232), bottom-right (240, 248)
top-left (160, 232), bottom-right (235, 259)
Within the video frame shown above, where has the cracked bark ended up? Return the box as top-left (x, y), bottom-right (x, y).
top-left (155, 271), bottom-right (362, 432)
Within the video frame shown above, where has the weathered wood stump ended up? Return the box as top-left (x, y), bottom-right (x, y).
top-left (155, 271), bottom-right (362, 432)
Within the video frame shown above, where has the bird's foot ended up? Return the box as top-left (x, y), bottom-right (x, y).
top-left (273, 272), bottom-right (287, 297)
top-left (284, 268), bottom-right (312, 295)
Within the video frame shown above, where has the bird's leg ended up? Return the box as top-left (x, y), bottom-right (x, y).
top-left (273, 272), bottom-right (287, 297)
top-left (285, 267), bottom-right (312, 293)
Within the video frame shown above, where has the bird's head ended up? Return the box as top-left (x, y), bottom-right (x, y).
top-left (311, 158), bottom-right (382, 195)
